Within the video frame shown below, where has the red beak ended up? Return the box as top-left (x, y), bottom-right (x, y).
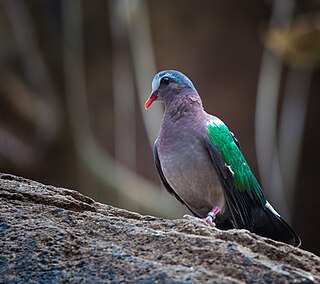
top-left (144, 92), bottom-right (157, 109)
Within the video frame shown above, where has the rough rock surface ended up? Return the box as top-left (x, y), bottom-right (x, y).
top-left (0, 173), bottom-right (319, 283)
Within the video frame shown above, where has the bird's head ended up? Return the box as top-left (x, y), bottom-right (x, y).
top-left (145, 70), bottom-right (197, 109)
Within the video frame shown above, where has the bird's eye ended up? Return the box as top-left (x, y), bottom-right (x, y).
top-left (160, 77), bottom-right (171, 86)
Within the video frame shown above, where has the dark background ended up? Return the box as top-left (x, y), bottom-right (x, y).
top-left (0, 0), bottom-right (319, 255)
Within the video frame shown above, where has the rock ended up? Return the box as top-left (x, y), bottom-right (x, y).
top-left (0, 173), bottom-right (319, 283)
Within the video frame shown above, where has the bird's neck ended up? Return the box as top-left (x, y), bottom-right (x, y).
top-left (163, 93), bottom-right (204, 124)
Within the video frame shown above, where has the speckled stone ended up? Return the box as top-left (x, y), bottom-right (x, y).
top-left (0, 173), bottom-right (319, 283)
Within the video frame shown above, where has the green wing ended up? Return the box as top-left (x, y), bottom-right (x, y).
top-left (207, 120), bottom-right (266, 205)
top-left (204, 119), bottom-right (266, 231)
top-left (206, 119), bottom-right (301, 246)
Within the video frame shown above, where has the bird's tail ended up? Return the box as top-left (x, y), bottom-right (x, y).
top-left (252, 202), bottom-right (301, 247)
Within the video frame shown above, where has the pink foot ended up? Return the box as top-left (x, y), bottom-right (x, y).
top-left (202, 206), bottom-right (220, 225)
top-left (183, 214), bottom-right (216, 226)
top-left (202, 215), bottom-right (215, 225)
top-left (183, 207), bottom-right (220, 226)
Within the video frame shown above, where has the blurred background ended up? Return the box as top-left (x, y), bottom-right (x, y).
top-left (0, 0), bottom-right (319, 255)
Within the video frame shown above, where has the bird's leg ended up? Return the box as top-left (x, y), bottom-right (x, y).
top-left (202, 206), bottom-right (220, 225)
top-left (183, 207), bottom-right (220, 226)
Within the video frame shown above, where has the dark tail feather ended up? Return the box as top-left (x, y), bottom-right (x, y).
top-left (252, 205), bottom-right (301, 247)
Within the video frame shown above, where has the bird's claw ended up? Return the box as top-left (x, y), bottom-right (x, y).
top-left (202, 215), bottom-right (216, 226)
top-left (183, 214), bottom-right (216, 226)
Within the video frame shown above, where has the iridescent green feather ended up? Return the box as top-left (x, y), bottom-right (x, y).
top-left (208, 121), bottom-right (266, 205)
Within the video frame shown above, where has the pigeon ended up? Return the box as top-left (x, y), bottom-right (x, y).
top-left (145, 70), bottom-right (301, 247)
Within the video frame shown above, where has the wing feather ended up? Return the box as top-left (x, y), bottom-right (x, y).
top-left (205, 137), bottom-right (257, 230)
top-left (205, 120), bottom-right (301, 246)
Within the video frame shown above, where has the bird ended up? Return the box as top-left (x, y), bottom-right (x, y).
top-left (145, 70), bottom-right (301, 247)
